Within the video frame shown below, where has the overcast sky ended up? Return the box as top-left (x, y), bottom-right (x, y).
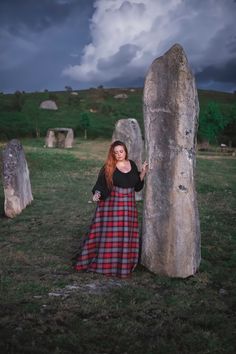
top-left (1, 0), bottom-right (236, 93)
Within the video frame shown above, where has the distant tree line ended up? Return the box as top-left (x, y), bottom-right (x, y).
top-left (0, 91), bottom-right (235, 145)
top-left (198, 101), bottom-right (236, 146)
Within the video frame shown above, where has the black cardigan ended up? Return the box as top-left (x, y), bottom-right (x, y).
top-left (92, 160), bottom-right (144, 200)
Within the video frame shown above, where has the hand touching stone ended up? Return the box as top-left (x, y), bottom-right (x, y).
top-left (140, 161), bottom-right (148, 181)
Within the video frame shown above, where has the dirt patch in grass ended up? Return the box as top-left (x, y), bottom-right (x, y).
top-left (72, 139), bottom-right (109, 162)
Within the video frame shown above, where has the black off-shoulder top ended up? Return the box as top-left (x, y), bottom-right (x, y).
top-left (92, 160), bottom-right (144, 200)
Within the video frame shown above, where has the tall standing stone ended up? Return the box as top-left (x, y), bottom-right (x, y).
top-left (2, 139), bottom-right (33, 218)
top-left (112, 118), bottom-right (143, 200)
top-left (141, 44), bottom-right (201, 277)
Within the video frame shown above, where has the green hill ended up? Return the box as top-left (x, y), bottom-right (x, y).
top-left (0, 88), bottom-right (235, 145)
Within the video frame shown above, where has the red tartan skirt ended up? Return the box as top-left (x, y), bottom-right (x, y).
top-left (74, 186), bottom-right (139, 277)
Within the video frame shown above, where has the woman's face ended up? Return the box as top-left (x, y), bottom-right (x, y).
top-left (113, 145), bottom-right (126, 161)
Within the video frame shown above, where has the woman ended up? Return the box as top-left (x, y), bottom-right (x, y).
top-left (74, 140), bottom-right (148, 278)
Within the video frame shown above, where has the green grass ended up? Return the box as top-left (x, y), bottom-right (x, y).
top-left (0, 88), bottom-right (144, 140)
top-left (0, 139), bottom-right (236, 353)
top-left (0, 88), bottom-right (235, 143)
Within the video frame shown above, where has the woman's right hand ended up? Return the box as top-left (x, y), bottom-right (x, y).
top-left (92, 191), bottom-right (101, 202)
top-left (140, 161), bottom-right (148, 180)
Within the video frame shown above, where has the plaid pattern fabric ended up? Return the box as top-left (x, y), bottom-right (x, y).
top-left (74, 186), bottom-right (139, 277)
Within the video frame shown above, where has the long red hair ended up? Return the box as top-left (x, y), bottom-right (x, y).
top-left (104, 140), bottom-right (128, 189)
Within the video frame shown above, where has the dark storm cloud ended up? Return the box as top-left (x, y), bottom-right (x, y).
top-left (1, 0), bottom-right (236, 93)
top-left (0, 49), bottom-right (76, 93)
top-left (0, 0), bottom-right (93, 34)
top-left (192, 21), bottom-right (236, 91)
top-left (97, 44), bottom-right (139, 71)
top-left (63, 0), bottom-right (236, 92)
top-left (106, 75), bottom-right (144, 89)
top-left (0, 0), bottom-right (95, 92)
top-left (196, 59), bottom-right (236, 84)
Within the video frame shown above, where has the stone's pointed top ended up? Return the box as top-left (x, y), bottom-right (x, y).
top-left (151, 43), bottom-right (188, 69)
top-left (164, 43), bottom-right (187, 61)
top-left (144, 43), bottom-right (196, 107)
top-left (167, 43), bottom-right (184, 53)
top-left (3, 138), bottom-right (21, 149)
top-left (2, 139), bottom-right (23, 163)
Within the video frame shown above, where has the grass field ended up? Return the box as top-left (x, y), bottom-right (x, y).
top-left (0, 88), bottom-right (235, 145)
top-left (0, 138), bottom-right (236, 353)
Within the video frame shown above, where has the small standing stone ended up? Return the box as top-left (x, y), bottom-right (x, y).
top-left (112, 118), bottom-right (143, 200)
top-left (114, 93), bottom-right (128, 99)
top-left (142, 44), bottom-right (201, 278)
top-left (2, 139), bottom-right (33, 218)
top-left (39, 100), bottom-right (58, 110)
top-left (45, 128), bottom-right (74, 148)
